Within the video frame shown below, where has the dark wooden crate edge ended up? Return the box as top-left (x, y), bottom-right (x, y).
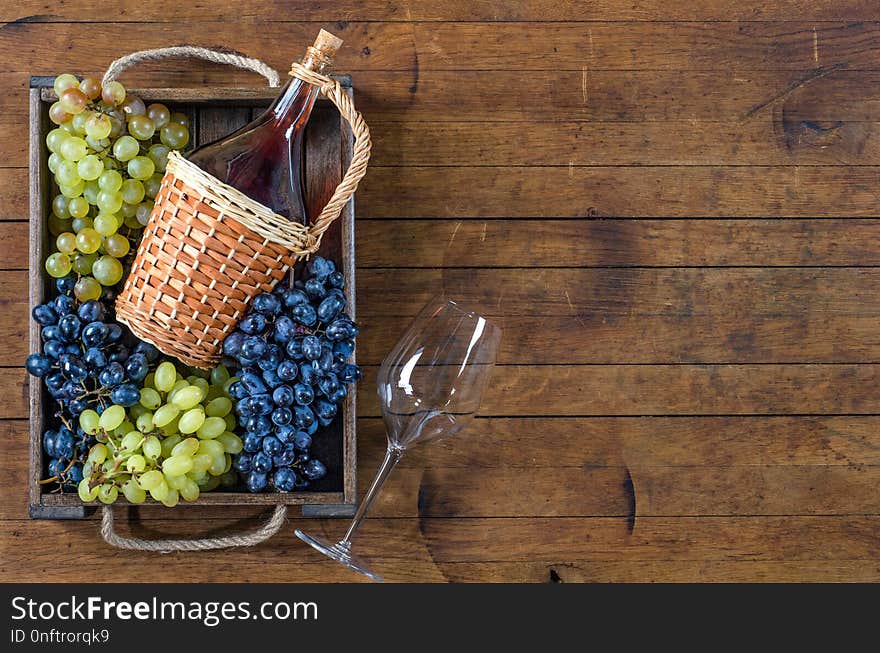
top-left (28, 80), bottom-right (358, 518)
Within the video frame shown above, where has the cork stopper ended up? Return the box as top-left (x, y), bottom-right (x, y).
top-left (313, 29), bottom-right (344, 58)
top-left (301, 29), bottom-right (343, 72)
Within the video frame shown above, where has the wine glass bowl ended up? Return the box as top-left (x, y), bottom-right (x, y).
top-left (296, 297), bottom-right (501, 580)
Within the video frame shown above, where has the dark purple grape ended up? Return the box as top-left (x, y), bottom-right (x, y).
top-left (246, 471), bottom-right (268, 492)
top-left (32, 304), bottom-right (58, 326)
top-left (262, 435), bottom-right (282, 456)
top-left (252, 292), bottom-right (281, 315)
top-left (273, 385), bottom-right (294, 406)
top-left (223, 331), bottom-right (246, 358)
top-left (303, 459), bottom-right (327, 481)
top-left (58, 314), bottom-right (82, 341)
top-left (273, 467), bottom-right (297, 491)
top-left (239, 313), bottom-right (267, 335)
top-left (277, 360), bottom-right (298, 381)
top-left (25, 353), bottom-right (52, 377)
top-left (282, 289), bottom-right (309, 308)
top-left (76, 300), bottom-right (104, 323)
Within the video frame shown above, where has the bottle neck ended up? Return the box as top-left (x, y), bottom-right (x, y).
top-left (269, 51), bottom-right (332, 129)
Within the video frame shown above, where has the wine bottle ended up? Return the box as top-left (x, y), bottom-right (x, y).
top-left (187, 29), bottom-right (343, 224)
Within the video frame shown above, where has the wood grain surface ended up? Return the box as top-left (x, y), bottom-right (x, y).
top-left (2, 0), bottom-right (880, 583)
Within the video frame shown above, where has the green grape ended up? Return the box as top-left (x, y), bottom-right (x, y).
top-left (197, 439), bottom-right (224, 459)
top-left (197, 475), bottom-right (220, 492)
top-left (129, 403), bottom-right (148, 419)
top-left (45, 252), bottom-right (72, 278)
top-left (73, 276), bottom-right (102, 301)
top-left (144, 174), bottom-right (163, 199)
top-left (197, 416), bottom-right (226, 440)
top-left (85, 135), bottom-right (109, 153)
top-left (219, 470), bottom-right (238, 488)
top-left (224, 414), bottom-right (237, 432)
top-left (178, 408), bottom-right (206, 435)
top-left (72, 252), bottom-right (97, 275)
top-left (210, 365), bottom-right (230, 386)
top-left (49, 101), bottom-right (72, 126)
top-left (46, 128), bottom-right (69, 153)
top-left (162, 455), bottom-right (194, 477)
top-left (120, 430), bottom-right (142, 451)
top-left (121, 202), bottom-right (138, 218)
top-left (112, 135), bottom-right (139, 161)
top-left (127, 156), bottom-right (155, 180)
top-left (96, 190), bottom-right (123, 214)
top-left (161, 417), bottom-right (180, 437)
top-left (135, 201), bottom-right (153, 226)
top-left (149, 481), bottom-right (170, 503)
top-left (99, 404), bottom-right (126, 431)
top-left (55, 232), bottom-right (77, 254)
top-left (98, 169), bottom-right (123, 193)
top-left (147, 143), bottom-right (170, 171)
top-left (172, 438), bottom-right (199, 457)
top-left (122, 479), bottom-right (146, 504)
top-left (59, 181), bottom-right (85, 198)
top-left (168, 379), bottom-right (189, 403)
top-left (160, 123), bottom-right (189, 149)
top-left (79, 410), bottom-right (101, 435)
top-left (115, 421), bottom-right (135, 437)
top-left (128, 115), bottom-right (155, 140)
top-left (160, 488), bottom-right (179, 507)
top-left (52, 194), bottom-right (70, 218)
top-left (48, 152), bottom-right (62, 174)
top-left (160, 433), bottom-right (182, 458)
top-left (125, 454), bottom-right (146, 473)
top-left (120, 179), bottom-right (145, 204)
top-left (190, 377), bottom-right (210, 398)
top-left (191, 454), bottom-right (212, 474)
top-left (152, 403), bottom-right (179, 428)
top-left (154, 362), bottom-right (177, 393)
top-left (121, 94), bottom-right (146, 117)
top-left (60, 87), bottom-right (88, 114)
top-left (48, 215), bottom-right (70, 237)
top-left (172, 385), bottom-right (203, 410)
top-left (205, 396), bottom-right (232, 418)
top-left (77, 154), bottom-right (103, 181)
top-left (98, 483), bottom-right (118, 504)
top-left (108, 112), bottom-right (125, 138)
top-left (71, 216), bottom-right (93, 232)
top-left (138, 470), bottom-right (164, 491)
top-left (218, 432), bottom-right (243, 454)
top-left (139, 387), bottom-right (161, 410)
top-left (93, 213), bottom-right (118, 237)
top-left (78, 478), bottom-right (100, 502)
top-left (82, 180), bottom-right (100, 205)
top-left (53, 74), bottom-right (79, 97)
top-left (71, 111), bottom-right (90, 135)
top-left (67, 195), bottom-right (89, 218)
top-left (144, 372), bottom-right (155, 388)
top-left (147, 103), bottom-right (171, 128)
top-left (75, 228), bottom-right (101, 254)
top-left (169, 112), bottom-right (189, 128)
top-left (59, 136), bottom-right (88, 161)
top-left (104, 234), bottom-right (130, 257)
top-left (143, 435), bottom-right (161, 460)
top-left (92, 255), bottom-right (124, 285)
top-left (79, 77), bottom-right (101, 100)
top-left (102, 81), bottom-right (126, 105)
top-left (165, 474), bottom-right (187, 490)
top-left (136, 412), bottom-right (154, 433)
top-left (56, 159), bottom-right (81, 186)
top-left (179, 477), bottom-right (200, 502)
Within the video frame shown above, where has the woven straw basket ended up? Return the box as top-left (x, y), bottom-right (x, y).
top-left (111, 49), bottom-right (371, 368)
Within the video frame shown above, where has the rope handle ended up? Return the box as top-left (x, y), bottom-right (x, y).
top-left (101, 46), bottom-right (372, 256)
top-left (101, 505), bottom-right (288, 552)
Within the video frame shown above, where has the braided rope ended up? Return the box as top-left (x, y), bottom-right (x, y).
top-left (102, 46), bottom-right (281, 87)
top-left (101, 505), bottom-right (288, 552)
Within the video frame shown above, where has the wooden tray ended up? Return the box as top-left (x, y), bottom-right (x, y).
top-left (28, 77), bottom-right (357, 519)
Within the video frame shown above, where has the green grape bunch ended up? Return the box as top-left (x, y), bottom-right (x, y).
top-left (77, 362), bottom-right (242, 506)
top-left (45, 73), bottom-right (191, 301)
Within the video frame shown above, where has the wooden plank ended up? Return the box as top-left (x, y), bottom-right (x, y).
top-left (357, 219), bottom-right (880, 267)
top-left (366, 120), bottom-right (880, 166)
top-left (14, 364), bottom-right (880, 419)
top-left (13, 217), bottom-right (880, 270)
top-left (3, 23), bottom-right (880, 73)
top-left (358, 166), bottom-right (880, 218)
top-left (0, 168), bottom-right (29, 219)
top-left (11, 218), bottom-right (880, 269)
top-left (17, 267), bottom-right (880, 364)
top-left (3, 1), bottom-right (878, 22)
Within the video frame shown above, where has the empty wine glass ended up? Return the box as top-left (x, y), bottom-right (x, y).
top-left (295, 297), bottom-right (502, 580)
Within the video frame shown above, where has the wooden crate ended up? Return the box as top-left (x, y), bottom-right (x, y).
top-left (28, 77), bottom-right (357, 519)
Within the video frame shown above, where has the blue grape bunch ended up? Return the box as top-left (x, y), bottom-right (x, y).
top-left (25, 275), bottom-right (161, 488)
top-left (224, 257), bottom-right (362, 492)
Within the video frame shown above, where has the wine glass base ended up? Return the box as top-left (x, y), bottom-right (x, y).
top-left (294, 530), bottom-right (384, 582)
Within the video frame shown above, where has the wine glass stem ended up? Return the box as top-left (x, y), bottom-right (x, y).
top-left (341, 446), bottom-right (403, 546)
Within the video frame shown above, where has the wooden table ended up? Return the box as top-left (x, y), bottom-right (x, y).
top-left (2, 2), bottom-right (879, 582)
